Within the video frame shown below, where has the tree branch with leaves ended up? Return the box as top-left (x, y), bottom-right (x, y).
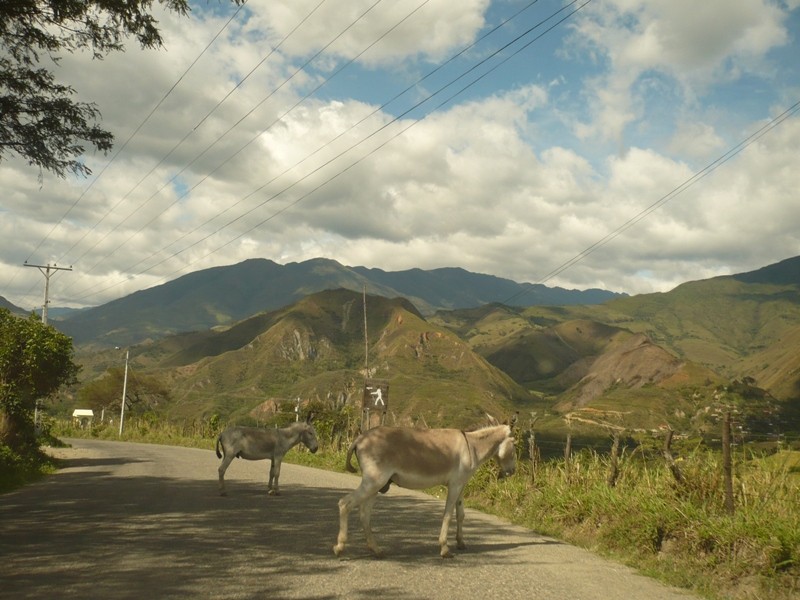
top-left (0, 0), bottom-right (241, 178)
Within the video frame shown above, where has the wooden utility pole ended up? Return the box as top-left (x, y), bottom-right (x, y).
top-left (23, 262), bottom-right (72, 325)
top-left (662, 428), bottom-right (685, 485)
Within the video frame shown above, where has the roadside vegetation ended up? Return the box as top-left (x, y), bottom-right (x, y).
top-left (0, 309), bottom-right (79, 492)
top-left (45, 414), bottom-right (800, 600)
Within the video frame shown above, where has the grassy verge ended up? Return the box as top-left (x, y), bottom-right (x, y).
top-left (465, 449), bottom-right (800, 600)
top-left (0, 439), bottom-right (62, 493)
top-left (39, 420), bottom-right (800, 599)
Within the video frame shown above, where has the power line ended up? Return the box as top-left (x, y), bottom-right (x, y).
top-left (60, 0), bottom-right (390, 297)
top-left (109, 0), bottom-right (536, 278)
top-left (67, 0), bottom-right (585, 301)
top-left (13, 0), bottom-right (537, 307)
top-left (5, 1), bottom-right (248, 303)
top-left (501, 99), bottom-right (800, 306)
top-left (29, 1), bottom-right (249, 264)
top-left (56, 0), bottom-right (329, 269)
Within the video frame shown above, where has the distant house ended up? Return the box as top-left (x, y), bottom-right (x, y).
top-left (72, 409), bottom-right (94, 428)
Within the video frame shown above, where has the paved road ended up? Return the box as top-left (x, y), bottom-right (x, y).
top-left (0, 439), bottom-right (697, 599)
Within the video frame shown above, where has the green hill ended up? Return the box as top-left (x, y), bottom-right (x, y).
top-left (115, 289), bottom-right (536, 428)
top-left (431, 257), bottom-right (800, 433)
top-left (69, 256), bottom-right (800, 436)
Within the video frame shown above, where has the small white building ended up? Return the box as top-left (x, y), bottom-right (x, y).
top-left (72, 409), bottom-right (94, 428)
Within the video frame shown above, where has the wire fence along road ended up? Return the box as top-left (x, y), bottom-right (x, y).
top-left (0, 439), bottom-right (697, 600)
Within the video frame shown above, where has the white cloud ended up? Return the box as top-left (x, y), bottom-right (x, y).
top-left (569, 0), bottom-right (792, 142)
top-left (1, 0), bottom-right (798, 309)
top-left (246, 0), bottom-right (490, 66)
top-left (667, 121), bottom-right (726, 161)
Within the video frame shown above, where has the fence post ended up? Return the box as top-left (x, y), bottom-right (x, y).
top-left (722, 411), bottom-right (735, 514)
top-left (527, 428), bottom-right (539, 483)
top-left (527, 414), bottom-right (539, 483)
top-left (607, 431), bottom-right (621, 487)
top-left (563, 430), bottom-right (573, 481)
top-left (662, 429), bottom-right (685, 485)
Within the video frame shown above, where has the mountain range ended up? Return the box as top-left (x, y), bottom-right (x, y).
top-left (49, 255), bottom-right (799, 435)
top-left (42, 257), bottom-right (624, 347)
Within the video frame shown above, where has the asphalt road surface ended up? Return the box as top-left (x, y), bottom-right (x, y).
top-left (0, 439), bottom-right (698, 599)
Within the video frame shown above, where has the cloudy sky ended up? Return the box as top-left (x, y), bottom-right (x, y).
top-left (2, 0), bottom-right (800, 310)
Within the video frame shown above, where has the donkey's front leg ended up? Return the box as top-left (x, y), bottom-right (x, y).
top-left (439, 486), bottom-right (461, 558)
top-left (267, 458), bottom-right (282, 495)
top-left (333, 492), bottom-right (354, 556)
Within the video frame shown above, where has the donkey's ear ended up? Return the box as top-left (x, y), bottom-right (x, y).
top-left (306, 412), bottom-right (315, 424)
top-left (486, 413), bottom-right (499, 426)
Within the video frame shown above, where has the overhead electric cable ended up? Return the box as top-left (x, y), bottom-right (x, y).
top-left (16, 0), bottom-right (538, 307)
top-left (60, 0), bottom-right (387, 294)
top-left (4, 1), bottom-right (249, 299)
top-left (66, 0), bottom-right (568, 300)
top-left (501, 99), bottom-right (800, 306)
top-left (69, 0), bottom-right (591, 301)
top-left (77, 0), bottom-right (442, 279)
top-left (138, 0), bottom-right (539, 262)
top-left (57, 0), bottom-right (330, 267)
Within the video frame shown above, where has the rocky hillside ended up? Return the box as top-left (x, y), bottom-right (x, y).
top-left (433, 256), bottom-right (800, 432)
top-left (104, 289), bottom-right (536, 428)
top-left (70, 255), bottom-right (800, 435)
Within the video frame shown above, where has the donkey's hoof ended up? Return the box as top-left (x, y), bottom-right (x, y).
top-left (333, 543), bottom-right (345, 557)
top-left (440, 547), bottom-right (454, 559)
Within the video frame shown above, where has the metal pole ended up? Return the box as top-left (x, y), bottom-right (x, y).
top-left (363, 286), bottom-right (369, 373)
top-left (119, 350), bottom-right (129, 437)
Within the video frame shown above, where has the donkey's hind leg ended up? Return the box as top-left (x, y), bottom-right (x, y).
top-left (218, 453), bottom-right (234, 496)
top-left (267, 458), bottom-right (282, 495)
top-left (359, 494), bottom-right (383, 558)
top-left (455, 495), bottom-right (466, 550)
top-left (334, 478), bottom-right (385, 557)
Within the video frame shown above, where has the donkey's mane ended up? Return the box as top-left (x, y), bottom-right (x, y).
top-left (463, 423), bottom-right (507, 437)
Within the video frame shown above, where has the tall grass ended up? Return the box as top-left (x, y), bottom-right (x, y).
top-left (465, 447), bottom-right (800, 600)
top-left (48, 417), bottom-right (799, 600)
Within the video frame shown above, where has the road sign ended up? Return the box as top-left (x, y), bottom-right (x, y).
top-left (363, 379), bottom-right (389, 410)
top-left (362, 379), bottom-right (389, 430)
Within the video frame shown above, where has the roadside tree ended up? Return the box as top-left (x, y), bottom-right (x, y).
top-left (0, 309), bottom-right (79, 452)
top-left (77, 366), bottom-right (171, 420)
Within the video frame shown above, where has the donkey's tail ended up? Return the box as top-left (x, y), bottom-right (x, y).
top-left (345, 438), bottom-right (360, 473)
top-left (215, 436), bottom-right (223, 459)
